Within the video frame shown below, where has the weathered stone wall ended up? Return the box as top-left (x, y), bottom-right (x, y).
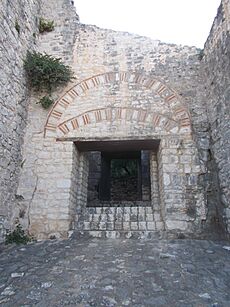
top-left (0, 0), bottom-right (41, 241)
top-left (202, 0), bottom-right (230, 234)
top-left (2, 0), bottom-right (229, 240)
top-left (87, 152), bottom-right (101, 204)
top-left (16, 0), bottom-right (79, 239)
top-left (23, 23), bottom-right (208, 238)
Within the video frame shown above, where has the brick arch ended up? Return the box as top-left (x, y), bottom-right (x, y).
top-left (57, 107), bottom-right (180, 135)
top-left (44, 71), bottom-right (191, 137)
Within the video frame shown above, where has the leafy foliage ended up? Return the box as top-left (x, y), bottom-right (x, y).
top-left (23, 51), bottom-right (74, 92)
top-left (5, 224), bottom-right (31, 245)
top-left (37, 95), bottom-right (54, 109)
top-left (111, 159), bottom-right (138, 178)
top-left (39, 18), bottom-right (54, 33)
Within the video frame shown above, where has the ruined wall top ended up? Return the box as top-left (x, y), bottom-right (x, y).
top-left (204, 0), bottom-right (230, 52)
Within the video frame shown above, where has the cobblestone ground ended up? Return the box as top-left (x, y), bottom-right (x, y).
top-left (0, 237), bottom-right (230, 306)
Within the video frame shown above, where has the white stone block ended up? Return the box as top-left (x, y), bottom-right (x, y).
top-left (106, 231), bottom-right (120, 239)
top-left (131, 222), bottom-right (138, 230)
top-left (166, 220), bottom-right (188, 231)
top-left (83, 222), bottom-right (90, 230)
top-left (147, 222), bottom-right (156, 230)
top-left (123, 214), bottom-right (130, 222)
top-left (139, 222), bottom-right (147, 230)
top-left (146, 214), bottom-right (154, 221)
top-left (89, 231), bottom-right (102, 238)
top-left (123, 222), bottom-right (130, 230)
top-left (155, 221), bottom-right (164, 230)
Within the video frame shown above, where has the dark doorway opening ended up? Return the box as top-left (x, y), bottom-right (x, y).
top-left (87, 152), bottom-right (152, 206)
top-left (99, 151), bottom-right (142, 201)
top-left (78, 140), bottom-right (159, 207)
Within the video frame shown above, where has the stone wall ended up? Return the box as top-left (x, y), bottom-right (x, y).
top-left (1, 0), bottom-right (229, 240)
top-left (16, 0), bottom-right (79, 239)
top-left (0, 0), bottom-right (40, 241)
top-left (202, 0), bottom-right (230, 234)
top-left (24, 23), bottom-right (208, 238)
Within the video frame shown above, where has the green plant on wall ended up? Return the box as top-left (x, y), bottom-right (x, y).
top-left (24, 51), bottom-right (74, 109)
top-left (39, 17), bottom-right (54, 33)
top-left (24, 51), bottom-right (74, 92)
top-left (37, 95), bottom-right (54, 109)
top-left (5, 224), bottom-right (32, 245)
top-left (111, 159), bottom-right (138, 178)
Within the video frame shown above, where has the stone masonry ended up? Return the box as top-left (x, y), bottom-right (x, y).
top-left (0, 0), bottom-right (229, 241)
top-left (202, 0), bottom-right (230, 234)
top-left (0, 0), bottom-right (41, 240)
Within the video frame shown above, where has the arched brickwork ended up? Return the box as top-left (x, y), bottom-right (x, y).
top-left (58, 107), bottom-right (180, 135)
top-left (44, 71), bottom-right (191, 137)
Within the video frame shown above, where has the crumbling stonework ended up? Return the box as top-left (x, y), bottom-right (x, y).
top-left (17, 25), bottom-right (208, 238)
top-left (202, 0), bottom-right (230, 234)
top-left (16, 0), bottom-right (79, 240)
top-left (0, 0), bottom-right (79, 241)
top-left (0, 0), bottom-right (229, 241)
top-left (0, 0), bottom-right (40, 240)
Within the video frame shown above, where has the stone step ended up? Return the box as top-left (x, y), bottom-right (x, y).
top-left (87, 200), bottom-right (151, 207)
top-left (84, 206), bottom-right (155, 215)
top-left (75, 230), bottom-right (164, 239)
top-left (75, 206), bottom-right (164, 232)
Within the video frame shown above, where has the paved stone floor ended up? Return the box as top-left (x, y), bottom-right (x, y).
top-left (0, 236), bottom-right (230, 306)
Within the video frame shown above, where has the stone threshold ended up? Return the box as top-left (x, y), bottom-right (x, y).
top-left (87, 201), bottom-right (151, 207)
top-left (74, 230), bottom-right (164, 239)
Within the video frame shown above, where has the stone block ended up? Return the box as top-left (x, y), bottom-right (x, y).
top-left (93, 214), bottom-right (101, 222)
top-left (107, 214), bottom-right (115, 222)
top-left (131, 207), bottom-right (138, 214)
top-left (155, 221), bottom-right (164, 230)
top-left (166, 220), bottom-right (188, 231)
top-left (123, 222), bottom-right (130, 230)
top-left (146, 214), bottom-right (154, 221)
top-left (131, 222), bottom-right (138, 230)
top-left (130, 214), bottom-right (138, 222)
top-left (99, 222), bottom-right (106, 230)
top-left (139, 222), bottom-right (147, 230)
top-left (124, 207), bottom-right (131, 214)
top-left (153, 213), bottom-right (161, 221)
top-left (106, 222), bottom-right (114, 230)
top-left (146, 207), bottom-right (153, 214)
top-left (96, 207), bottom-right (103, 214)
top-left (90, 222), bottom-right (99, 230)
top-left (123, 214), bottom-right (130, 222)
top-left (83, 222), bottom-right (90, 230)
top-left (115, 214), bottom-right (123, 222)
top-left (89, 231), bottom-right (102, 238)
top-left (100, 214), bottom-right (107, 222)
top-left (138, 207), bottom-right (146, 216)
top-left (114, 222), bottom-right (123, 230)
top-left (106, 231), bottom-right (120, 239)
top-left (147, 222), bottom-right (156, 230)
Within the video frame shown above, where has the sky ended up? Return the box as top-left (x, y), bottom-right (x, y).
top-left (74, 0), bottom-right (221, 47)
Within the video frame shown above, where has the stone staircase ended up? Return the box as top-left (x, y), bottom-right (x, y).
top-left (75, 203), bottom-right (164, 238)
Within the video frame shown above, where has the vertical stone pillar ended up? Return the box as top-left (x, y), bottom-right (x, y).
top-left (75, 152), bottom-right (89, 230)
top-left (30, 139), bottom-right (78, 239)
top-left (158, 137), bottom-right (206, 233)
top-left (141, 151), bottom-right (151, 201)
top-left (18, 137), bottom-right (81, 239)
top-left (150, 151), bottom-right (163, 230)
